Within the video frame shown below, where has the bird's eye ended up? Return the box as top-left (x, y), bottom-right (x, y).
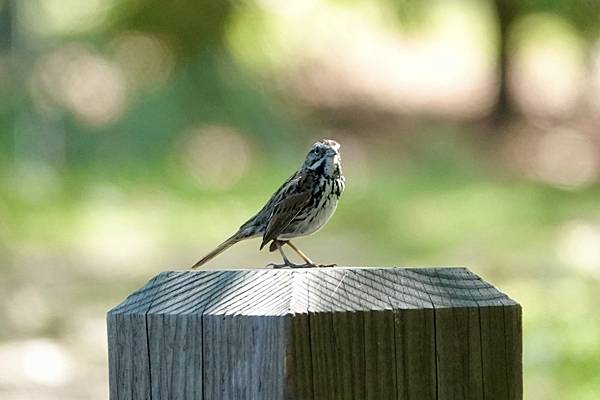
top-left (314, 148), bottom-right (321, 155)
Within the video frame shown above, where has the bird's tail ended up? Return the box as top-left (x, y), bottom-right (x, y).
top-left (191, 234), bottom-right (242, 269)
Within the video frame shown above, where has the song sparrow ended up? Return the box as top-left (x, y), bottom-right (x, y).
top-left (192, 139), bottom-right (345, 268)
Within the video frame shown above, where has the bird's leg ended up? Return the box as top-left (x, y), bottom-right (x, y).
top-left (285, 240), bottom-right (336, 268)
top-left (284, 240), bottom-right (314, 264)
top-left (267, 241), bottom-right (306, 269)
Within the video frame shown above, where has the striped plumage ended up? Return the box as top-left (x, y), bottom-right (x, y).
top-left (192, 139), bottom-right (345, 268)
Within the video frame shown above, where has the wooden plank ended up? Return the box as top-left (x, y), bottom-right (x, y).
top-left (333, 310), bottom-right (366, 400)
top-left (202, 313), bottom-right (289, 400)
top-left (107, 273), bottom-right (169, 400)
top-left (431, 268), bottom-right (521, 399)
top-left (363, 309), bottom-right (397, 400)
top-left (200, 269), bottom-right (296, 399)
top-left (111, 271), bottom-right (199, 314)
top-left (306, 269), bottom-right (343, 400)
top-left (304, 268), bottom-right (399, 400)
top-left (107, 267), bottom-right (521, 400)
top-left (211, 270), bottom-right (293, 316)
top-left (477, 283), bottom-right (522, 400)
top-left (426, 269), bottom-right (483, 400)
top-left (429, 269), bottom-right (483, 400)
top-left (351, 269), bottom-right (397, 400)
top-left (503, 304), bottom-right (523, 400)
top-left (288, 312), bottom-right (313, 400)
top-left (326, 271), bottom-right (366, 400)
top-left (395, 308), bottom-right (436, 400)
top-left (390, 269), bottom-right (436, 400)
top-left (146, 313), bottom-right (203, 400)
top-left (143, 271), bottom-right (248, 400)
top-left (308, 311), bottom-right (339, 400)
top-left (479, 304), bottom-right (509, 399)
top-left (434, 305), bottom-right (484, 400)
top-left (107, 314), bottom-right (119, 400)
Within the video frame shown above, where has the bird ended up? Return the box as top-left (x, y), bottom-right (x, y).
top-left (192, 139), bottom-right (345, 269)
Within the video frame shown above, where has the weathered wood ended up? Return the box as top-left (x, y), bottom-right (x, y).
top-left (107, 273), bottom-right (169, 400)
top-left (390, 270), bottom-right (436, 400)
top-left (107, 267), bottom-right (522, 400)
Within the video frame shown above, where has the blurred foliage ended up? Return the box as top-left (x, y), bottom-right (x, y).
top-left (498, 0), bottom-right (600, 38)
top-left (108, 0), bottom-right (232, 55)
top-left (1, 0), bottom-right (600, 399)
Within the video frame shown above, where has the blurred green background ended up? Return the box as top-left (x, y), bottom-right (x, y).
top-left (1, 0), bottom-right (599, 398)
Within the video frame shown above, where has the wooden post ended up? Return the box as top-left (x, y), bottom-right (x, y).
top-left (107, 267), bottom-right (522, 400)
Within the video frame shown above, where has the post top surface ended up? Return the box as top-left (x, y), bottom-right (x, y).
top-left (108, 267), bottom-right (518, 317)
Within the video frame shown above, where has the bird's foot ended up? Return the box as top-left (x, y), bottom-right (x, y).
top-left (267, 262), bottom-right (306, 269)
top-left (267, 262), bottom-right (337, 269)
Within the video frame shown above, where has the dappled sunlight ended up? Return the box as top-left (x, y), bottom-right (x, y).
top-left (257, 0), bottom-right (321, 19)
top-left (587, 40), bottom-right (600, 115)
top-left (10, 161), bottom-right (62, 205)
top-left (2, 0), bottom-right (600, 398)
top-left (532, 129), bottom-right (599, 189)
top-left (229, 0), bottom-right (495, 117)
top-left (111, 32), bottom-right (176, 90)
top-left (0, 339), bottom-right (74, 387)
top-left (507, 273), bottom-right (600, 400)
top-left (509, 13), bottom-right (585, 119)
top-left (510, 47), bottom-right (583, 118)
top-left (4, 285), bottom-right (52, 336)
top-left (20, 0), bottom-right (115, 37)
top-left (558, 221), bottom-right (600, 279)
top-left (66, 317), bottom-right (108, 361)
top-left (502, 124), bottom-right (600, 189)
top-left (176, 124), bottom-right (255, 190)
top-left (30, 45), bottom-right (128, 126)
top-left (75, 198), bottom-right (162, 277)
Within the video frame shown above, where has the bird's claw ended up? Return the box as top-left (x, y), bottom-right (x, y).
top-left (267, 262), bottom-right (310, 269)
top-left (267, 262), bottom-right (337, 269)
top-left (267, 262), bottom-right (304, 269)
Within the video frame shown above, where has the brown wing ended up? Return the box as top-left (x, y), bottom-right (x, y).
top-left (259, 172), bottom-right (313, 249)
top-left (237, 171), bottom-right (299, 236)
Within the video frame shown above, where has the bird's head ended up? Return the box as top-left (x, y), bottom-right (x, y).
top-left (303, 139), bottom-right (342, 176)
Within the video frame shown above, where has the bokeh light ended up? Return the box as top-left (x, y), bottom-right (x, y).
top-left (30, 45), bottom-right (128, 126)
top-left (20, 0), bottom-right (115, 37)
top-left (532, 129), bottom-right (599, 189)
top-left (509, 13), bottom-right (585, 119)
top-left (587, 40), bottom-right (600, 115)
top-left (75, 198), bottom-right (161, 277)
top-left (176, 124), bottom-right (255, 190)
top-left (502, 124), bottom-right (599, 189)
top-left (0, 339), bottom-right (73, 387)
top-left (2, 0), bottom-right (600, 399)
top-left (228, 0), bottom-right (496, 118)
top-left (559, 221), bottom-right (600, 279)
top-left (111, 32), bottom-right (176, 90)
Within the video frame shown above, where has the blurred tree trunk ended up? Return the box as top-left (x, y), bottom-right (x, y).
top-left (0, 2), bottom-right (11, 50)
top-left (492, 0), bottom-right (517, 126)
top-left (0, 2), bottom-right (13, 157)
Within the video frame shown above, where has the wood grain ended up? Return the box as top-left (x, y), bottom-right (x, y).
top-left (107, 267), bottom-right (522, 400)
